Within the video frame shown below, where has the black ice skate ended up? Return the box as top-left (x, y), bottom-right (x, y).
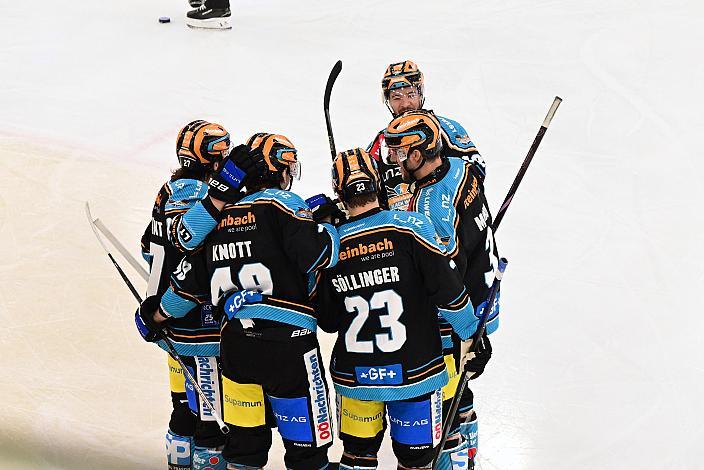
top-left (186, 4), bottom-right (232, 30)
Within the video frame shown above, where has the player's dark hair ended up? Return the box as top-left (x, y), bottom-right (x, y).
top-left (171, 167), bottom-right (208, 181)
top-left (345, 192), bottom-right (378, 209)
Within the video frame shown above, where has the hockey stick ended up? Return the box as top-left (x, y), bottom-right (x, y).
top-left (85, 203), bottom-right (230, 434)
top-left (431, 258), bottom-right (507, 470)
top-left (85, 203), bottom-right (144, 301)
top-left (492, 96), bottom-right (562, 230)
top-left (85, 203), bottom-right (149, 282)
top-left (432, 97), bottom-right (562, 468)
top-left (324, 60), bottom-right (342, 160)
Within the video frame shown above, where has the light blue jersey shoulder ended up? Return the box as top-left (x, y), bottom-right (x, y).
top-left (338, 210), bottom-right (445, 254)
top-left (413, 158), bottom-right (468, 256)
top-left (165, 179), bottom-right (208, 210)
top-left (437, 115), bottom-right (474, 150)
top-left (238, 189), bottom-right (313, 220)
top-left (436, 114), bottom-right (486, 176)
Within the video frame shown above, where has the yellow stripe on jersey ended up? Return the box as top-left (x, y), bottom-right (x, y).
top-left (168, 355), bottom-right (186, 394)
top-left (222, 376), bottom-right (266, 427)
top-left (337, 395), bottom-right (385, 438)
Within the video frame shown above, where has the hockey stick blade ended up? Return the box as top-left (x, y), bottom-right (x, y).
top-left (86, 202), bottom-right (143, 302)
top-left (89, 214), bottom-right (149, 282)
top-left (324, 60), bottom-right (342, 160)
top-left (492, 96), bottom-right (562, 231)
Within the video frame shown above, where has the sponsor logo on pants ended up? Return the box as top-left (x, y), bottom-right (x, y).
top-left (196, 356), bottom-right (221, 421)
top-left (304, 349), bottom-right (332, 446)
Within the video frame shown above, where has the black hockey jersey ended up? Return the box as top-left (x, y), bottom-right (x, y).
top-left (408, 158), bottom-right (500, 334)
top-left (317, 208), bottom-right (477, 402)
top-left (159, 189), bottom-right (340, 332)
top-left (140, 178), bottom-right (221, 357)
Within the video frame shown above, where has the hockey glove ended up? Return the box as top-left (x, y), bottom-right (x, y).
top-left (460, 332), bottom-right (492, 380)
top-left (134, 295), bottom-right (164, 343)
top-left (206, 144), bottom-right (250, 204)
top-left (222, 289), bottom-right (264, 320)
top-left (305, 194), bottom-right (347, 225)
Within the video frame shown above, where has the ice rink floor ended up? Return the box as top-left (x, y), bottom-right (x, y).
top-left (1, 0), bottom-right (703, 468)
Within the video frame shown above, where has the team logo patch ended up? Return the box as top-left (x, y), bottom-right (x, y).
top-left (178, 225), bottom-right (193, 243)
top-left (268, 396), bottom-right (313, 443)
top-left (355, 364), bottom-right (403, 385)
top-left (296, 207), bottom-right (313, 219)
top-left (201, 303), bottom-right (217, 327)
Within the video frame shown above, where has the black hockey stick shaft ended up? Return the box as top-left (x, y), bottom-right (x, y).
top-left (432, 258), bottom-right (507, 469)
top-left (492, 96), bottom-right (562, 231)
top-left (85, 204), bottom-right (230, 434)
top-left (324, 60), bottom-right (342, 160)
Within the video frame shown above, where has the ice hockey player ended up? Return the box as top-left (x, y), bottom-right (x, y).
top-left (316, 148), bottom-right (481, 469)
top-left (186, 0), bottom-right (232, 29)
top-left (138, 119), bottom-right (237, 470)
top-left (137, 132), bottom-right (340, 469)
top-left (367, 60), bottom-right (485, 211)
top-left (384, 110), bottom-right (500, 469)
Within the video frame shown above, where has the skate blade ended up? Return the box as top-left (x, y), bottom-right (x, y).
top-left (185, 17), bottom-right (232, 29)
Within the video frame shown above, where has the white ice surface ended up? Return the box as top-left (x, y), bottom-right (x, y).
top-left (1, 0), bottom-right (703, 468)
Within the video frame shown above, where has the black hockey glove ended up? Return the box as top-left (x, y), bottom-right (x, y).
top-left (305, 194), bottom-right (347, 226)
top-left (134, 295), bottom-right (164, 343)
top-left (460, 332), bottom-right (492, 380)
top-left (206, 144), bottom-right (250, 203)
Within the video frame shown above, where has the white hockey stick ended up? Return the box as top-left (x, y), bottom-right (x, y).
top-left (85, 202), bottom-right (149, 282)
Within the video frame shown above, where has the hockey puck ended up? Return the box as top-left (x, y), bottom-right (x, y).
top-left (159, 16), bottom-right (171, 23)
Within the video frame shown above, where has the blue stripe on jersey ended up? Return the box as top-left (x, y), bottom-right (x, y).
top-left (333, 368), bottom-right (448, 402)
top-left (338, 210), bottom-right (445, 255)
top-left (161, 287), bottom-right (198, 319)
top-left (319, 222), bottom-right (340, 268)
top-left (238, 188), bottom-right (314, 220)
top-left (157, 339), bottom-right (219, 357)
top-left (411, 158), bottom-right (466, 256)
top-left (438, 303), bottom-right (477, 341)
top-left (234, 304), bottom-right (317, 331)
top-left (175, 200), bottom-right (219, 251)
top-left (447, 286), bottom-right (467, 306)
top-left (406, 357), bottom-right (443, 374)
top-left (442, 335), bottom-right (454, 350)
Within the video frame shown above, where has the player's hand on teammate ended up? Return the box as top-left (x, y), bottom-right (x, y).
top-left (206, 144), bottom-right (251, 204)
top-left (134, 295), bottom-right (164, 343)
top-left (305, 193), bottom-right (348, 226)
top-left (460, 332), bottom-right (492, 380)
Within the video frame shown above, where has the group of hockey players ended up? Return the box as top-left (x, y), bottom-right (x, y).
top-left (135, 60), bottom-right (500, 470)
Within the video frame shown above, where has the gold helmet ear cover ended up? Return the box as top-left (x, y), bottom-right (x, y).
top-left (332, 148), bottom-right (380, 201)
